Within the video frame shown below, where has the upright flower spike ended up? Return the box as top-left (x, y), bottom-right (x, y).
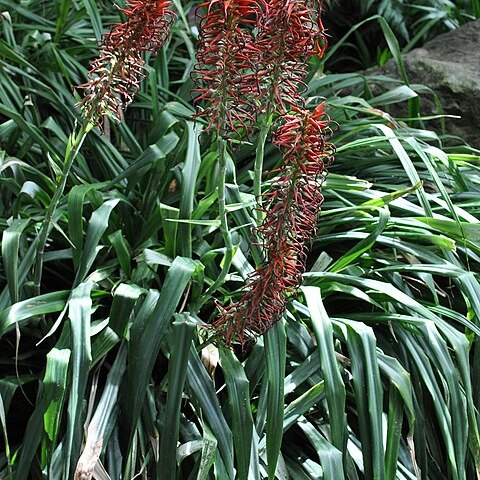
top-left (77, 0), bottom-right (175, 125)
top-left (192, 0), bottom-right (261, 137)
top-left (213, 105), bottom-right (334, 345)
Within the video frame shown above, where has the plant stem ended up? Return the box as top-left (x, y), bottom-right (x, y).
top-left (253, 111), bottom-right (273, 224)
top-left (199, 137), bottom-right (234, 305)
top-left (33, 122), bottom-right (90, 296)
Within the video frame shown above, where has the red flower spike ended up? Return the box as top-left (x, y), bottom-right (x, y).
top-left (254, 0), bottom-right (328, 113)
top-left (192, 0), bottom-right (262, 137)
top-left (77, 0), bottom-right (175, 125)
top-left (213, 105), bottom-right (334, 346)
top-left (193, 0), bottom-right (328, 134)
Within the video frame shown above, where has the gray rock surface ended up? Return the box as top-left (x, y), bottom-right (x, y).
top-left (370, 20), bottom-right (480, 146)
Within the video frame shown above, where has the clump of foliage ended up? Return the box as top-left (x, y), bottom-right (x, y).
top-left (1, 0), bottom-right (480, 479)
top-left (324, 0), bottom-right (480, 69)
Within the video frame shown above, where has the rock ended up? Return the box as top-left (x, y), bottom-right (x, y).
top-left (368, 20), bottom-right (480, 147)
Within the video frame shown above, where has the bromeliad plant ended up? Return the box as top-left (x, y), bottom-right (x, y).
top-left (4, 0), bottom-right (333, 475)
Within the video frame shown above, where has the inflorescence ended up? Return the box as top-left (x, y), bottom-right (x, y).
top-left (193, 0), bottom-right (334, 345)
top-left (213, 104), bottom-right (334, 344)
top-left (78, 0), bottom-right (175, 125)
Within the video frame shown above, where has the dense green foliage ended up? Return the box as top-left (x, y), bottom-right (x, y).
top-left (325, 0), bottom-right (480, 69)
top-left (0, 0), bottom-right (479, 479)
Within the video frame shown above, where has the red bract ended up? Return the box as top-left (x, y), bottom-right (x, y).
top-left (213, 104), bottom-right (334, 345)
top-left (255, 0), bottom-right (327, 112)
top-left (192, 0), bottom-right (261, 137)
top-left (78, 0), bottom-right (174, 125)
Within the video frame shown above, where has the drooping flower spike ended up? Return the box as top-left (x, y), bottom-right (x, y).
top-left (255, 0), bottom-right (327, 113)
top-left (213, 104), bottom-right (334, 345)
top-left (192, 0), bottom-right (262, 137)
top-left (78, 0), bottom-right (175, 125)
top-left (193, 0), bottom-right (328, 135)
top-left (193, 0), bottom-right (333, 344)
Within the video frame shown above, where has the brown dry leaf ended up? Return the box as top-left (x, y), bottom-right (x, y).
top-left (201, 344), bottom-right (219, 378)
top-left (74, 436), bottom-right (103, 480)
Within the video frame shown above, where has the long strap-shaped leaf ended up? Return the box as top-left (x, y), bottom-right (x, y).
top-left (2, 218), bottom-right (30, 304)
top-left (75, 343), bottom-right (127, 479)
top-left (220, 347), bottom-right (254, 480)
top-left (73, 198), bottom-right (120, 286)
top-left (42, 348), bottom-right (71, 468)
top-left (264, 321), bottom-right (287, 480)
top-left (303, 287), bottom-right (347, 461)
top-left (186, 345), bottom-right (234, 478)
top-left (158, 313), bottom-right (195, 480)
top-left (338, 320), bottom-right (385, 480)
top-left (65, 281), bottom-right (94, 478)
top-left (0, 290), bottom-right (69, 338)
top-left (125, 257), bottom-right (196, 448)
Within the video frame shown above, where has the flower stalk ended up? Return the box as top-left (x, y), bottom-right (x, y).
top-left (33, 0), bottom-right (174, 293)
top-left (192, 0), bottom-right (332, 343)
top-left (201, 138), bottom-right (235, 302)
top-left (253, 109), bottom-right (273, 223)
top-left (33, 124), bottom-right (91, 296)
top-left (253, 0), bottom-right (327, 218)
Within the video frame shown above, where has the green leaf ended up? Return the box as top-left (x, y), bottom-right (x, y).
top-left (159, 204), bottom-right (179, 257)
top-left (91, 327), bottom-right (121, 368)
top-left (2, 218), bottom-right (29, 304)
top-left (282, 382), bottom-right (325, 432)
top-left (337, 320), bottom-right (385, 480)
top-left (220, 348), bottom-right (254, 480)
top-left (81, 0), bottom-right (103, 41)
top-left (108, 230), bottom-right (132, 277)
top-left (15, 388), bottom-right (46, 480)
top-left (415, 217), bottom-right (480, 243)
top-left (329, 208), bottom-right (389, 272)
top-left (370, 85), bottom-right (418, 106)
top-left (68, 184), bottom-right (101, 270)
top-left (109, 283), bottom-right (144, 338)
top-left (73, 198), bottom-right (120, 286)
top-left (303, 287), bottom-right (347, 455)
top-left (0, 391), bottom-right (11, 475)
top-left (178, 121), bottom-right (202, 257)
top-left (375, 124), bottom-right (432, 216)
top-left (298, 418), bottom-right (345, 480)
top-left (196, 423), bottom-right (217, 480)
top-left (41, 348), bottom-right (70, 467)
top-left (65, 281), bottom-right (94, 477)
top-left (126, 257), bottom-right (196, 445)
top-left (0, 291), bottom-right (69, 338)
top-left (384, 387), bottom-right (403, 480)
top-left (75, 344), bottom-right (127, 478)
top-left (187, 346), bottom-right (234, 478)
top-left (264, 322), bottom-right (287, 480)
top-left (158, 314), bottom-right (195, 480)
